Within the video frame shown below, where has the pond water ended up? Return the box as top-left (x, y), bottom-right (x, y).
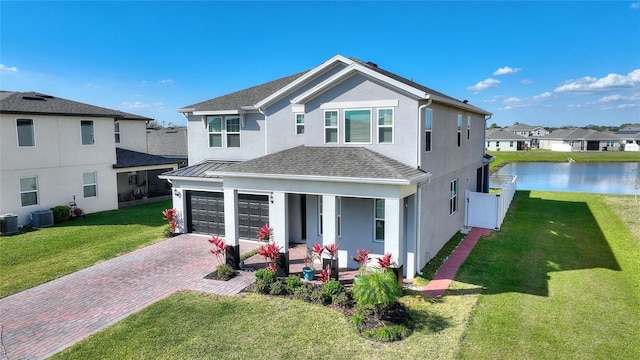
top-left (494, 162), bottom-right (640, 195)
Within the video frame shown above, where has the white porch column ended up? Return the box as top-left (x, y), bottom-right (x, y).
top-left (223, 188), bottom-right (239, 247)
top-left (384, 197), bottom-right (404, 269)
top-left (271, 191), bottom-right (289, 253)
top-left (321, 195), bottom-right (338, 248)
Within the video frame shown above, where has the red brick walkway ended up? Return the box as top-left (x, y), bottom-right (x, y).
top-left (0, 234), bottom-right (260, 359)
top-left (423, 227), bottom-right (492, 297)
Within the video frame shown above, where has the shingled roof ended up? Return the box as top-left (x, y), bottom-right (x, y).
top-left (114, 148), bottom-right (181, 169)
top-left (0, 91), bottom-right (152, 121)
top-left (210, 146), bottom-right (430, 184)
top-left (486, 129), bottom-right (530, 140)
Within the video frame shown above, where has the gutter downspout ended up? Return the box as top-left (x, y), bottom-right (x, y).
top-left (258, 107), bottom-right (267, 154)
top-left (415, 96), bottom-right (432, 276)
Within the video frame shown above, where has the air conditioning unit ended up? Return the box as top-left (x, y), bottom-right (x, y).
top-left (0, 213), bottom-right (19, 235)
top-left (31, 210), bottom-right (54, 228)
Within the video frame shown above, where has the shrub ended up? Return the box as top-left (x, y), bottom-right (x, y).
top-left (352, 270), bottom-right (403, 318)
top-left (350, 314), bottom-right (366, 327)
top-left (332, 292), bottom-right (351, 308)
top-left (51, 205), bottom-right (70, 224)
top-left (363, 324), bottom-right (410, 342)
top-left (322, 279), bottom-right (345, 299)
top-left (255, 269), bottom-right (277, 294)
top-left (216, 263), bottom-right (235, 281)
top-left (309, 288), bottom-right (327, 305)
top-left (269, 280), bottom-right (286, 295)
top-left (285, 275), bottom-right (304, 294)
top-left (293, 285), bottom-right (313, 301)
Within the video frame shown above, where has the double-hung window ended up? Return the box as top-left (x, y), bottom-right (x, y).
top-left (425, 108), bottom-right (433, 152)
top-left (20, 176), bottom-right (38, 207)
top-left (208, 116), bottom-right (222, 147)
top-left (295, 114), bottom-right (305, 135)
top-left (457, 115), bottom-right (462, 147)
top-left (377, 109), bottom-right (393, 144)
top-left (17, 119), bottom-right (35, 147)
top-left (83, 172), bottom-right (97, 198)
top-left (374, 199), bottom-right (385, 242)
top-left (114, 122), bottom-right (121, 143)
top-left (226, 116), bottom-right (241, 148)
top-left (344, 109), bottom-right (371, 143)
top-left (324, 111), bottom-right (338, 144)
top-left (81, 120), bottom-right (94, 145)
top-left (449, 179), bottom-right (458, 215)
top-left (467, 116), bottom-right (471, 140)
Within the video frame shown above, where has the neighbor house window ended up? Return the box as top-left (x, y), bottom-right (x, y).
top-left (449, 179), bottom-right (458, 215)
top-left (606, 140), bottom-right (615, 147)
top-left (81, 120), bottom-right (94, 145)
top-left (487, 141), bottom-right (490, 147)
top-left (20, 176), bottom-right (38, 207)
top-left (457, 115), bottom-right (462, 147)
top-left (17, 119), bottom-right (35, 147)
top-left (128, 171), bottom-right (138, 185)
top-left (208, 116), bottom-right (222, 147)
top-left (226, 116), bottom-right (241, 148)
top-left (374, 199), bottom-right (385, 242)
top-left (569, 141), bottom-right (575, 147)
top-left (295, 113), bottom-right (305, 135)
top-left (425, 108), bottom-right (432, 152)
top-left (344, 109), bottom-right (371, 143)
top-left (496, 141), bottom-right (500, 147)
top-left (114, 121), bottom-right (120, 143)
top-left (83, 172), bottom-right (97, 198)
top-left (510, 141), bottom-right (514, 147)
top-left (467, 116), bottom-right (471, 140)
top-left (324, 111), bottom-right (338, 144)
top-left (377, 108), bottom-right (393, 144)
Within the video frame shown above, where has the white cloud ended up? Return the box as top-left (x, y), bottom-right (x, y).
top-left (533, 92), bottom-right (553, 100)
top-left (554, 69), bottom-right (640, 93)
top-left (467, 78), bottom-right (500, 92)
top-left (120, 101), bottom-right (150, 109)
top-left (503, 97), bottom-right (521, 103)
top-left (631, 2), bottom-right (640, 9)
top-left (597, 94), bottom-right (625, 103)
top-left (617, 103), bottom-right (637, 109)
top-left (493, 66), bottom-right (522, 76)
top-left (85, 83), bottom-right (98, 88)
top-left (0, 64), bottom-right (18, 74)
top-left (159, 79), bottom-right (173, 84)
top-left (520, 79), bottom-right (533, 85)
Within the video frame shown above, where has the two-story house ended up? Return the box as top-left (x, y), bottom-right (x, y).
top-left (161, 55), bottom-right (492, 279)
top-left (0, 91), bottom-right (180, 227)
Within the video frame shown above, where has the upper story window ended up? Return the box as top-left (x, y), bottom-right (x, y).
top-left (344, 109), bottom-right (371, 143)
top-left (377, 108), bottom-right (393, 144)
top-left (208, 116), bottom-right (222, 147)
top-left (425, 108), bottom-right (433, 152)
top-left (449, 179), bottom-right (458, 215)
top-left (457, 115), bottom-right (462, 147)
top-left (17, 118), bottom-right (35, 147)
top-left (114, 122), bottom-right (120, 143)
top-left (467, 116), bottom-right (471, 140)
top-left (20, 176), bottom-right (38, 207)
top-left (324, 111), bottom-right (338, 144)
top-left (374, 198), bottom-right (385, 242)
top-left (295, 113), bottom-right (305, 135)
top-left (81, 120), bottom-right (94, 145)
top-left (226, 116), bottom-right (241, 148)
top-left (83, 171), bottom-right (97, 198)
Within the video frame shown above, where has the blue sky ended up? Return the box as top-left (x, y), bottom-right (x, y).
top-left (1, 1), bottom-right (639, 128)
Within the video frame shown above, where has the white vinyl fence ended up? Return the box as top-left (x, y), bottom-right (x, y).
top-left (465, 175), bottom-right (517, 230)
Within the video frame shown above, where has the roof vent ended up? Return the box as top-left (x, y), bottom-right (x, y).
top-left (35, 93), bottom-right (54, 99)
top-left (366, 61), bottom-right (378, 68)
top-left (22, 96), bottom-right (46, 101)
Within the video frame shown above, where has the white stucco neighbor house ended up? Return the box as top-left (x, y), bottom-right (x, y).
top-left (0, 91), bottom-right (180, 227)
top-left (486, 129), bottom-right (531, 151)
top-left (538, 128), bottom-right (621, 151)
top-left (161, 55), bottom-right (493, 279)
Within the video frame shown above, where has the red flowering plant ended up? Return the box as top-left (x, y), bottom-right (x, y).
top-left (208, 235), bottom-right (228, 264)
top-left (162, 208), bottom-right (179, 237)
top-left (323, 244), bottom-right (339, 260)
top-left (257, 224), bottom-right (281, 272)
top-left (377, 252), bottom-right (396, 272)
top-left (352, 248), bottom-right (372, 275)
top-left (319, 265), bottom-right (332, 283)
top-left (311, 243), bottom-right (323, 261)
top-left (257, 223), bottom-right (272, 242)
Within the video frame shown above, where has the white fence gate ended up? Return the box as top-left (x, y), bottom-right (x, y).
top-left (465, 175), bottom-right (517, 230)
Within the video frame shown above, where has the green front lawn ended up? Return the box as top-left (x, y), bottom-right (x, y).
top-left (488, 149), bottom-right (640, 171)
top-left (53, 192), bottom-right (640, 359)
top-left (0, 201), bottom-right (171, 298)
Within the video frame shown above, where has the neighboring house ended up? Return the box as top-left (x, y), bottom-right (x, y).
top-left (486, 129), bottom-right (530, 151)
top-left (504, 123), bottom-right (548, 148)
top-left (161, 55), bottom-right (492, 279)
top-left (539, 128), bottom-right (621, 151)
top-left (0, 91), bottom-right (180, 226)
top-left (146, 126), bottom-right (188, 164)
top-left (614, 127), bottom-right (640, 151)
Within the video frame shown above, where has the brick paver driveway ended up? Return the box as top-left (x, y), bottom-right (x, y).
top-left (0, 234), bottom-right (260, 359)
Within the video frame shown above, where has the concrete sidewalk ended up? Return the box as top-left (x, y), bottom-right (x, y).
top-left (0, 235), bottom-right (260, 359)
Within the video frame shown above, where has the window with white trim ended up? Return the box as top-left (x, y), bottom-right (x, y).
top-left (81, 120), bottom-right (94, 145)
top-left (510, 141), bottom-right (514, 147)
top-left (457, 115), bottom-right (462, 147)
top-left (449, 179), bottom-right (458, 215)
top-left (295, 113), bottom-right (305, 135)
top-left (17, 119), bottom-right (35, 147)
top-left (425, 108), bottom-right (432, 152)
top-left (606, 140), bottom-right (615, 147)
top-left (467, 116), bottom-right (471, 140)
top-left (20, 176), bottom-right (38, 207)
top-left (496, 141), bottom-right (500, 147)
top-left (128, 171), bottom-right (138, 185)
top-left (324, 111), bottom-right (338, 144)
top-left (208, 116), bottom-right (222, 147)
top-left (83, 172), bottom-right (97, 198)
top-left (377, 108), bottom-right (393, 143)
top-left (374, 198), bottom-right (385, 242)
top-left (487, 141), bottom-right (490, 147)
top-left (114, 121), bottom-right (120, 143)
top-left (226, 116), bottom-right (241, 148)
top-left (344, 109), bottom-right (371, 143)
